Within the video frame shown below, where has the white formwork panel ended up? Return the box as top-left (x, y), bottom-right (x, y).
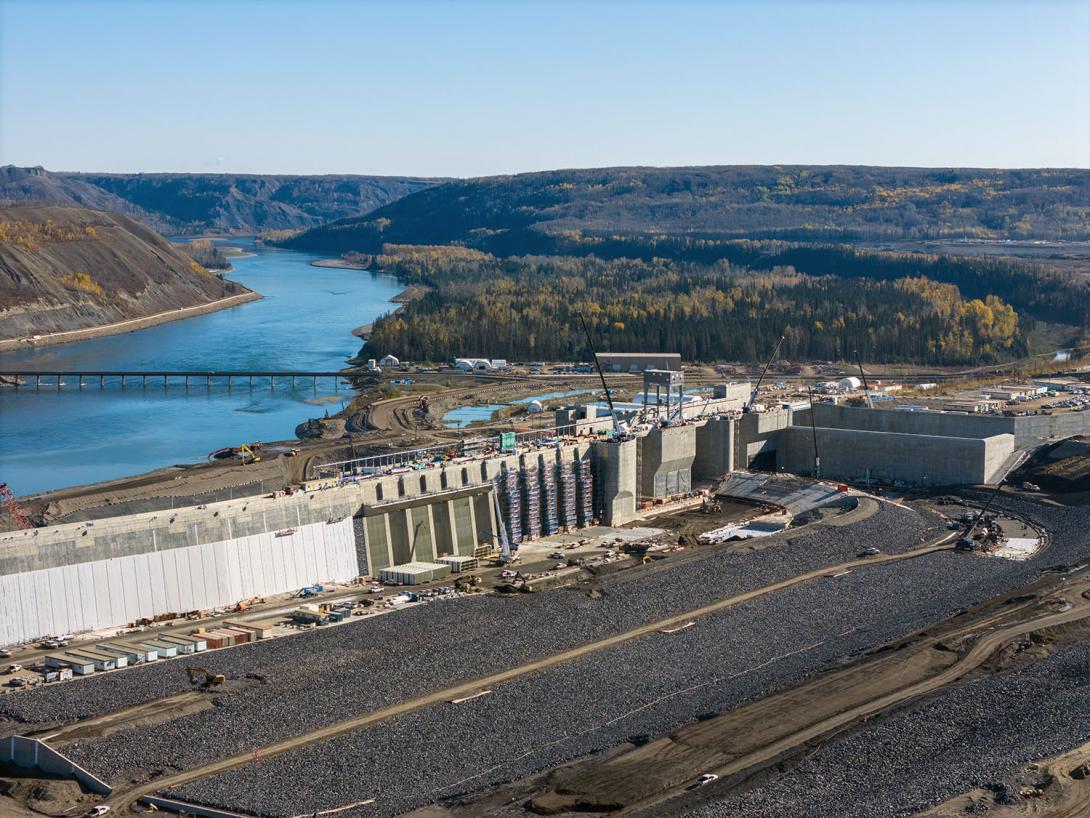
top-left (148, 549), bottom-right (169, 615)
top-left (76, 561), bottom-right (98, 635)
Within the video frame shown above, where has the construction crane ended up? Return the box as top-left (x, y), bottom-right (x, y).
top-left (744, 334), bottom-right (786, 413)
top-left (855, 351), bottom-right (874, 409)
top-left (491, 487), bottom-right (512, 563)
top-left (806, 386), bottom-right (821, 479)
top-left (577, 313), bottom-right (628, 439)
top-left (186, 666), bottom-right (225, 688)
top-left (958, 452), bottom-right (1029, 549)
top-left (0, 483), bottom-right (31, 529)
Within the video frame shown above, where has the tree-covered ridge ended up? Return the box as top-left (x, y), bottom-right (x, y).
top-left (285, 166), bottom-right (1090, 255)
top-left (362, 246), bottom-right (1024, 365)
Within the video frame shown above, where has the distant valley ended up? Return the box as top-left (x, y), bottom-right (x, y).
top-left (0, 165), bottom-right (441, 236)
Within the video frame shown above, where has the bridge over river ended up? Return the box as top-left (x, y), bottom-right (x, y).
top-left (0, 371), bottom-right (361, 389)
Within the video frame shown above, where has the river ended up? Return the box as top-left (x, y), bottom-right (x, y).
top-left (0, 239), bottom-right (403, 496)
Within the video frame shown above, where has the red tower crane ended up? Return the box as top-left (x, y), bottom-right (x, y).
top-left (0, 483), bottom-right (32, 529)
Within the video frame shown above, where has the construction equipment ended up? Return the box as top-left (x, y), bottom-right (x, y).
top-left (186, 666), bottom-right (225, 688)
top-left (233, 596), bottom-right (264, 613)
top-left (239, 444), bottom-right (261, 464)
top-left (294, 584), bottom-right (324, 598)
top-left (577, 313), bottom-right (628, 439)
top-left (0, 483), bottom-right (31, 529)
top-left (492, 488), bottom-right (512, 563)
top-left (807, 386), bottom-right (821, 479)
top-left (745, 334), bottom-right (786, 413)
top-left (855, 351), bottom-right (874, 409)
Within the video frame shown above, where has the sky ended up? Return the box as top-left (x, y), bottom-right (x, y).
top-left (1, 0), bottom-right (1088, 176)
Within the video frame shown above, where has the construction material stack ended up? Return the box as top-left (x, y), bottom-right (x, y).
top-left (521, 465), bottom-right (542, 540)
top-left (558, 461), bottom-right (578, 530)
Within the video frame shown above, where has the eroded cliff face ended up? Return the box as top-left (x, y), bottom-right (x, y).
top-left (0, 204), bottom-right (249, 340)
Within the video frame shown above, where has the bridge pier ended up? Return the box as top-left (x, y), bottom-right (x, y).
top-left (249, 375), bottom-right (253, 389)
top-left (35, 375), bottom-right (40, 390)
top-left (78, 375), bottom-right (83, 389)
top-left (120, 375), bottom-right (125, 389)
top-left (163, 375), bottom-right (168, 387)
top-left (313, 375), bottom-right (317, 390)
top-left (184, 375), bottom-right (189, 388)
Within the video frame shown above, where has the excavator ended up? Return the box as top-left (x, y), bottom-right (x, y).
top-left (186, 666), bottom-right (225, 688)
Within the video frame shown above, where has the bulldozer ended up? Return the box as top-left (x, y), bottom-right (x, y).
top-left (186, 666), bottom-right (225, 689)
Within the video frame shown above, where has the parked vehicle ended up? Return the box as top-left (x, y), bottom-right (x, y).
top-left (4, 664), bottom-right (22, 674)
top-left (858, 547), bottom-right (881, 557)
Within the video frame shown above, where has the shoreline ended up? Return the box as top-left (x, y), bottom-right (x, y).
top-left (0, 291), bottom-right (263, 353)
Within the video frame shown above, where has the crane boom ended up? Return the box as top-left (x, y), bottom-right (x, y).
top-left (577, 313), bottom-right (625, 437)
top-left (855, 351), bottom-right (874, 409)
top-left (745, 334), bottom-right (786, 413)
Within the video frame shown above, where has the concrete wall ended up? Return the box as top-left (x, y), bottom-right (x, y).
top-left (734, 408), bottom-right (794, 468)
top-left (1, 736), bottom-right (112, 794)
top-left (0, 517), bottom-right (359, 646)
top-left (594, 438), bottom-right (637, 525)
top-left (804, 402), bottom-right (1090, 450)
top-left (776, 426), bottom-right (1015, 486)
top-left (805, 403), bottom-right (1011, 439)
top-left (0, 440), bottom-right (602, 645)
top-left (693, 417), bottom-right (734, 481)
top-left (638, 426), bottom-right (696, 499)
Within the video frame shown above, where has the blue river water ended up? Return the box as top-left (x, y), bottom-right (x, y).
top-left (0, 239), bottom-right (403, 496)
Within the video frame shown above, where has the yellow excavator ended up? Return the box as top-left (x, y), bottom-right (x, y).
top-left (239, 444), bottom-right (261, 464)
top-left (186, 666), bottom-right (225, 688)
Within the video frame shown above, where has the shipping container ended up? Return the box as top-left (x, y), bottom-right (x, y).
top-left (139, 640), bottom-right (178, 658)
top-left (218, 627), bottom-right (251, 644)
top-left (223, 621), bottom-right (271, 640)
top-left (162, 634), bottom-right (207, 652)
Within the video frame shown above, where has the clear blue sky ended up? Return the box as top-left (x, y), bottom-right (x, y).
top-left (1, 0), bottom-right (1087, 176)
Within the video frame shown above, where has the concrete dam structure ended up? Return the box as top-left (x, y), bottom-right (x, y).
top-left (0, 441), bottom-right (597, 646)
top-left (5, 386), bottom-right (1088, 647)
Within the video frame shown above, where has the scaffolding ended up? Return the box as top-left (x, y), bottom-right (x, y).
top-left (542, 460), bottom-right (559, 536)
top-left (498, 467), bottom-right (523, 544)
top-left (558, 461), bottom-right (578, 530)
top-left (521, 465), bottom-right (542, 540)
top-left (576, 457), bottom-right (595, 527)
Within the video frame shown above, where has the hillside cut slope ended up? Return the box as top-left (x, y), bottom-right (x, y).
top-left (0, 204), bottom-right (248, 341)
top-left (281, 165), bottom-right (1090, 255)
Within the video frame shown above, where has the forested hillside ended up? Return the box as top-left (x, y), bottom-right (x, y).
top-left (0, 204), bottom-right (247, 339)
top-left (1, 166), bottom-right (440, 235)
top-left (361, 246), bottom-right (1026, 365)
top-left (284, 165), bottom-right (1090, 255)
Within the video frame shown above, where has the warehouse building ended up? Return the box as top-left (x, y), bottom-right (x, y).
top-left (596, 352), bottom-right (682, 372)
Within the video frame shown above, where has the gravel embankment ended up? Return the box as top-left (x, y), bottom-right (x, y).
top-left (667, 638), bottom-right (1090, 818)
top-left (9, 495), bottom-right (1086, 818)
top-left (164, 498), bottom-right (1090, 818)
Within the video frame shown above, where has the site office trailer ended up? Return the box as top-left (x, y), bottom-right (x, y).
top-left (44, 654), bottom-right (95, 676)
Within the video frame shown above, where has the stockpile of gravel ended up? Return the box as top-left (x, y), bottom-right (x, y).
top-left (667, 638), bottom-right (1090, 818)
top-left (167, 548), bottom-right (1041, 817)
